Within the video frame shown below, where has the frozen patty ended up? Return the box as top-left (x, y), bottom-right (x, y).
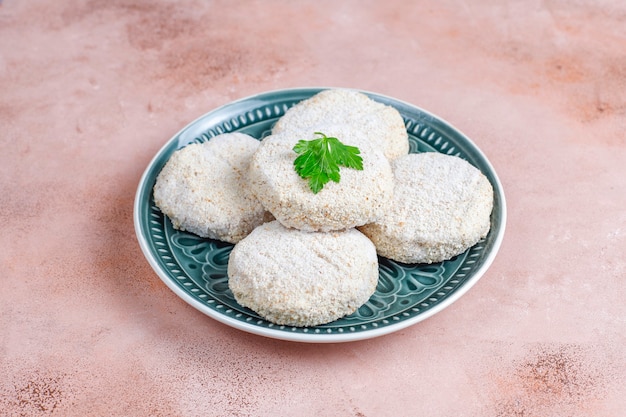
top-left (359, 152), bottom-right (494, 264)
top-left (153, 133), bottom-right (270, 243)
top-left (228, 221), bottom-right (379, 327)
top-left (272, 89), bottom-right (409, 160)
top-left (248, 126), bottom-right (394, 232)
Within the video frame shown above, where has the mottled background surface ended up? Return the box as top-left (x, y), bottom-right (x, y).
top-left (1, 1), bottom-right (625, 416)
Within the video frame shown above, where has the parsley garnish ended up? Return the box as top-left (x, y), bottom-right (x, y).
top-left (293, 132), bottom-right (363, 194)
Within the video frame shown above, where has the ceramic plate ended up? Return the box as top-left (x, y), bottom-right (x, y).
top-left (134, 88), bottom-right (506, 343)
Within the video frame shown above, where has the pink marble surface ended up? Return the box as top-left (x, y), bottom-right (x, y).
top-left (1, 0), bottom-right (625, 415)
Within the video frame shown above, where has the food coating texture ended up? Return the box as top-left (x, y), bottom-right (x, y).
top-left (153, 133), bottom-right (269, 243)
top-left (248, 127), bottom-right (394, 232)
top-left (272, 89), bottom-right (409, 160)
top-left (228, 221), bottom-right (379, 327)
top-left (359, 152), bottom-right (494, 264)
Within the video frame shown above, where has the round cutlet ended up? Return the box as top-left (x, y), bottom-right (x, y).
top-left (272, 89), bottom-right (409, 160)
top-left (359, 152), bottom-right (494, 264)
top-left (247, 126), bottom-right (394, 232)
top-left (153, 133), bottom-right (269, 243)
top-left (227, 221), bottom-right (379, 327)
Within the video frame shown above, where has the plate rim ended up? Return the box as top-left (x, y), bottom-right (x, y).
top-left (133, 86), bottom-right (507, 343)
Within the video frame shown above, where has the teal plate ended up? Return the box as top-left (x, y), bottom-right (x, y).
top-left (134, 88), bottom-right (506, 343)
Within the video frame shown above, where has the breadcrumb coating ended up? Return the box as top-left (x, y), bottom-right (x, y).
top-left (272, 89), bottom-right (409, 160)
top-left (153, 133), bottom-right (269, 243)
top-left (228, 221), bottom-right (379, 327)
top-left (359, 152), bottom-right (494, 264)
top-left (248, 126), bottom-right (394, 232)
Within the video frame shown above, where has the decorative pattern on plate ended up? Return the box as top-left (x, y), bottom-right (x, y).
top-left (134, 88), bottom-right (506, 342)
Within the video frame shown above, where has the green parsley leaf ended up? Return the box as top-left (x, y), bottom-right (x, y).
top-left (292, 132), bottom-right (363, 194)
